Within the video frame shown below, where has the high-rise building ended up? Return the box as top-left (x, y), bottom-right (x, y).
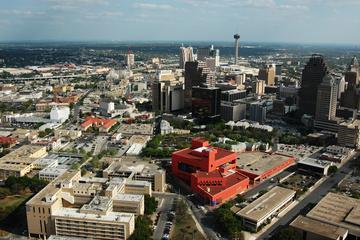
top-left (184, 61), bottom-right (215, 108)
top-left (254, 80), bottom-right (265, 95)
top-left (179, 47), bottom-right (195, 69)
top-left (315, 75), bottom-right (338, 121)
top-left (152, 71), bottom-right (184, 113)
top-left (348, 56), bottom-right (359, 85)
top-left (340, 57), bottom-right (360, 110)
top-left (299, 54), bottom-right (328, 116)
top-left (258, 66), bottom-right (275, 86)
top-left (249, 101), bottom-right (267, 124)
top-left (124, 53), bottom-right (135, 68)
top-left (197, 45), bottom-right (220, 67)
top-left (221, 102), bottom-right (246, 121)
top-left (192, 86), bottom-right (221, 122)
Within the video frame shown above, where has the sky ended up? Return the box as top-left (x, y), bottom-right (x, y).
top-left (0, 0), bottom-right (360, 44)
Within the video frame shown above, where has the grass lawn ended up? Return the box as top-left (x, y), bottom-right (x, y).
top-left (0, 193), bottom-right (33, 236)
top-left (171, 210), bottom-right (205, 240)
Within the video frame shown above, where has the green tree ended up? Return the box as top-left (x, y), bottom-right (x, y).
top-left (144, 195), bottom-right (158, 215)
top-left (128, 216), bottom-right (153, 240)
top-left (214, 202), bottom-right (242, 237)
top-left (328, 165), bottom-right (338, 175)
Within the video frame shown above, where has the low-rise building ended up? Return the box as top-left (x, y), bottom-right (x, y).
top-left (298, 158), bottom-right (333, 176)
top-left (103, 158), bottom-right (165, 192)
top-left (81, 116), bottom-right (117, 133)
top-left (0, 145), bottom-right (47, 179)
top-left (290, 215), bottom-right (348, 240)
top-left (237, 186), bottom-right (296, 232)
top-left (236, 152), bottom-right (295, 184)
top-left (26, 170), bottom-right (150, 239)
top-left (306, 192), bottom-right (360, 238)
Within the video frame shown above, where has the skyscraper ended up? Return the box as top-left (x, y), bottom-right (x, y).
top-left (184, 61), bottom-right (215, 108)
top-left (124, 52), bottom-right (135, 68)
top-left (258, 66), bottom-right (275, 86)
top-left (340, 57), bottom-right (360, 110)
top-left (315, 75), bottom-right (338, 121)
top-left (192, 86), bottom-right (221, 123)
top-left (197, 45), bottom-right (220, 67)
top-left (179, 47), bottom-right (195, 69)
top-left (299, 54), bottom-right (328, 116)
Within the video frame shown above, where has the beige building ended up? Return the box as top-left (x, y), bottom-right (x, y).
top-left (338, 120), bottom-right (360, 149)
top-left (237, 186), bottom-right (296, 231)
top-left (258, 66), bottom-right (275, 86)
top-left (54, 129), bottom-right (82, 140)
top-left (0, 145), bottom-right (47, 179)
top-left (254, 80), bottom-right (265, 95)
top-left (306, 192), bottom-right (360, 238)
top-left (103, 158), bottom-right (166, 192)
top-left (26, 170), bottom-right (150, 239)
top-left (290, 215), bottom-right (348, 240)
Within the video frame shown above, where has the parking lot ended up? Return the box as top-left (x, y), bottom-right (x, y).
top-left (279, 172), bottom-right (320, 195)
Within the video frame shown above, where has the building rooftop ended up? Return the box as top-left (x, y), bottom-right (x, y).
top-left (236, 152), bottom-right (293, 176)
top-left (237, 186), bottom-right (296, 222)
top-left (291, 215), bottom-right (348, 240)
top-left (298, 158), bottom-right (332, 168)
top-left (117, 124), bottom-right (153, 136)
top-left (53, 207), bottom-right (134, 223)
top-left (307, 192), bottom-right (360, 235)
top-left (195, 170), bottom-right (248, 197)
top-left (80, 196), bottom-right (112, 214)
top-left (113, 193), bottom-right (144, 202)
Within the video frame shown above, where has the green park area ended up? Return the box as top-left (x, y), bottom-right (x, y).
top-left (171, 200), bottom-right (205, 240)
top-left (0, 176), bottom-right (48, 236)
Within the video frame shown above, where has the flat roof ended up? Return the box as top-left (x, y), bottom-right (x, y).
top-left (291, 215), bottom-right (348, 240)
top-left (237, 152), bottom-right (293, 176)
top-left (113, 193), bottom-right (143, 202)
top-left (298, 158), bottom-right (332, 168)
top-left (237, 186), bottom-right (296, 222)
top-left (307, 192), bottom-right (360, 235)
top-left (53, 207), bottom-right (134, 223)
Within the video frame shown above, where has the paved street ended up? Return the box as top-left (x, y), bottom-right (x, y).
top-left (152, 193), bottom-right (176, 240)
top-left (258, 155), bottom-right (357, 239)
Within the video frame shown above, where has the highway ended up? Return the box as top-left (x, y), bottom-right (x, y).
top-left (258, 155), bottom-right (357, 239)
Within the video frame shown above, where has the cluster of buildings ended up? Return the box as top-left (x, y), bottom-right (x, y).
top-left (171, 138), bottom-right (295, 205)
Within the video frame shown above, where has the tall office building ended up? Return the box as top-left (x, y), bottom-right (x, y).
top-left (254, 80), bottom-right (265, 95)
top-left (124, 52), bottom-right (135, 68)
top-left (192, 86), bottom-right (221, 123)
top-left (315, 75), bottom-right (338, 121)
top-left (179, 47), bottom-right (195, 69)
top-left (299, 54), bottom-right (328, 116)
top-left (184, 61), bottom-right (215, 108)
top-left (258, 66), bottom-right (275, 86)
top-left (340, 57), bottom-right (360, 110)
top-left (249, 101), bottom-right (267, 124)
top-left (197, 45), bottom-right (220, 67)
top-left (152, 70), bottom-right (184, 113)
top-left (348, 56), bottom-right (359, 84)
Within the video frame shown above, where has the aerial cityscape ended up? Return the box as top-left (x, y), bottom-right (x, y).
top-left (0, 1), bottom-right (360, 240)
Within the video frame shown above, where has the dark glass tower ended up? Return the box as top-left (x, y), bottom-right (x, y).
top-left (299, 54), bottom-right (328, 116)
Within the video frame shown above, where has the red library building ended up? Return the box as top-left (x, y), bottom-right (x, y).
top-left (172, 138), bottom-right (249, 205)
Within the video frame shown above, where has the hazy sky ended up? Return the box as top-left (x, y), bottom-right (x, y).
top-left (0, 0), bottom-right (359, 44)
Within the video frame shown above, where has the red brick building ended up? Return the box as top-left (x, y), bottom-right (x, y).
top-left (172, 138), bottom-right (249, 205)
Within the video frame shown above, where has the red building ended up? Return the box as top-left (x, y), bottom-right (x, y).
top-left (172, 138), bottom-right (249, 205)
top-left (0, 137), bottom-right (17, 147)
top-left (81, 116), bottom-right (117, 133)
